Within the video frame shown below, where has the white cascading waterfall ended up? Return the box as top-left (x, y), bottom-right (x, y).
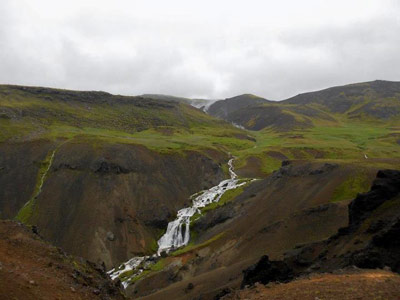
top-left (157, 158), bottom-right (241, 254)
top-left (108, 158), bottom-right (248, 288)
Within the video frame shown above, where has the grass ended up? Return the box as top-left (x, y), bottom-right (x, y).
top-left (331, 170), bottom-right (371, 202)
top-left (199, 180), bottom-right (252, 214)
top-left (170, 232), bottom-right (225, 256)
top-left (118, 258), bottom-right (166, 285)
top-left (15, 148), bottom-right (57, 224)
top-left (232, 121), bottom-right (400, 175)
top-left (2, 85), bottom-right (400, 175)
top-left (0, 86), bottom-right (254, 155)
top-left (3, 84), bottom-right (400, 229)
top-left (148, 228), bottom-right (166, 253)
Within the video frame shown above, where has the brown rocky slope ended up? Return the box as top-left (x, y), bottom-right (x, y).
top-left (0, 220), bottom-right (124, 300)
top-left (127, 161), bottom-right (380, 299)
top-left (228, 168), bottom-right (400, 299)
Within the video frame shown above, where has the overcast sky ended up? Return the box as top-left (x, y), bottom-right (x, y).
top-left (0, 0), bottom-right (399, 100)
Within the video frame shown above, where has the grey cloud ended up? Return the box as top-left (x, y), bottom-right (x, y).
top-left (0, 1), bottom-right (399, 100)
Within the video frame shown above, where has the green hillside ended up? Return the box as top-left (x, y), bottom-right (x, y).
top-left (206, 80), bottom-right (400, 175)
top-left (0, 85), bottom-right (252, 153)
top-left (1, 83), bottom-right (400, 178)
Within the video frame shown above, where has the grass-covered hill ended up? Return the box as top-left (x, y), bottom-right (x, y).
top-left (1, 82), bottom-right (400, 300)
top-left (0, 85), bottom-right (253, 151)
top-left (206, 94), bottom-right (270, 119)
top-left (0, 84), bottom-right (254, 268)
top-left (205, 80), bottom-right (400, 176)
top-left (284, 80), bottom-right (400, 118)
top-left (207, 80), bottom-right (400, 131)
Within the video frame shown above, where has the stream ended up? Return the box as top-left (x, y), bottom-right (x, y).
top-left (108, 158), bottom-right (248, 288)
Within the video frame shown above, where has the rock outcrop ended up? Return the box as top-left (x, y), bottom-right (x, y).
top-left (241, 169), bottom-right (400, 288)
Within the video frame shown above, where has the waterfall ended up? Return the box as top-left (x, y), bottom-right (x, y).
top-left (157, 158), bottom-right (243, 254)
top-left (108, 158), bottom-right (249, 287)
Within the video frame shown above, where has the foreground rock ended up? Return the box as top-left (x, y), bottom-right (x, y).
top-left (225, 269), bottom-right (400, 300)
top-left (0, 220), bottom-right (125, 300)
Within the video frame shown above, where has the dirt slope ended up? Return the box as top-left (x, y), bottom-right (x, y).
top-left (0, 220), bottom-right (124, 300)
top-left (223, 269), bottom-right (400, 300)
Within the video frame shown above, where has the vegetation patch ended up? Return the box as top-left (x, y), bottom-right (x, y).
top-left (171, 232), bottom-right (225, 256)
top-left (331, 170), bottom-right (371, 202)
top-left (16, 148), bottom-right (57, 224)
top-left (200, 180), bottom-right (252, 214)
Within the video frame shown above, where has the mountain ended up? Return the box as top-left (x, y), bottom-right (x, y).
top-left (284, 80), bottom-right (400, 117)
top-left (1, 82), bottom-right (400, 300)
top-left (207, 94), bottom-right (270, 120)
top-left (141, 93), bottom-right (216, 111)
top-left (0, 84), bottom-right (253, 268)
top-left (207, 80), bottom-right (400, 131)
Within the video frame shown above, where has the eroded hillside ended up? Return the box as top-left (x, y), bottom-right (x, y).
top-left (0, 220), bottom-right (124, 300)
top-left (0, 85), bottom-right (252, 268)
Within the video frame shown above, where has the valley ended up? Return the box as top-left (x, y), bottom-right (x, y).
top-left (0, 80), bottom-right (400, 299)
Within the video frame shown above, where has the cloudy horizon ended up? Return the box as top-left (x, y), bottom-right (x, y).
top-left (1, 0), bottom-right (399, 100)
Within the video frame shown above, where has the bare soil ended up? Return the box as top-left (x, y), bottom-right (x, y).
top-left (0, 220), bottom-right (124, 300)
top-left (224, 269), bottom-right (400, 300)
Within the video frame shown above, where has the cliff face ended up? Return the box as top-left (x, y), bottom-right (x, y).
top-left (0, 138), bottom-right (227, 268)
top-left (0, 139), bottom-right (55, 219)
top-left (241, 169), bottom-right (400, 288)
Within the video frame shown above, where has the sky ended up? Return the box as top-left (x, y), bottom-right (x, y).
top-left (0, 0), bottom-right (399, 100)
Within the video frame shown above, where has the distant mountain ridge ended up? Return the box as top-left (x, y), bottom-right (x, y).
top-left (206, 80), bottom-right (400, 131)
top-left (140, 93), bottom-right (216, 110)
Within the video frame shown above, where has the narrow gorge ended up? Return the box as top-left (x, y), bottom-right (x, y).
top-left (109, 158), bottom-right (252, 288)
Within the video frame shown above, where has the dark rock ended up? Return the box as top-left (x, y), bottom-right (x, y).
top-left (185, 282), bottom-right (194, 293)
top-left (31, 225), bottom-right (39, 235)
top-left (143, 218), bottom-right (169, 230)
top-left (214, 288), bottom-right (232, 300)
top-left (241, 255), bottom-right (293, 288)
top-left (0, 113), bottom-right (10, 119)
top-left (351, 249), bottom-right (383, 269)
top-left (348, 170), bottom-right (400, 227)
top-left (92, 160), bottom-right (130, 174)
top-left (303, 204), bottom-right (331, 215)
top-left (367, 220), bottom-right (388, 233)
top-left (372, 218), bottom-right (400, 248)
top-left (193, 206), bottom-right (235, 231)
top-left (309, 163), bottom-right (338, 175)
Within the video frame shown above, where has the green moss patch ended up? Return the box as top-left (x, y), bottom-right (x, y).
top-left (331, 170), bottom-right (371, 202)
top-left (16, 148), bottom-right (57, 224)
top-left (199, 180), bottom-right (252, 214)
top-left (171, 232), bottom-right (225, 256)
